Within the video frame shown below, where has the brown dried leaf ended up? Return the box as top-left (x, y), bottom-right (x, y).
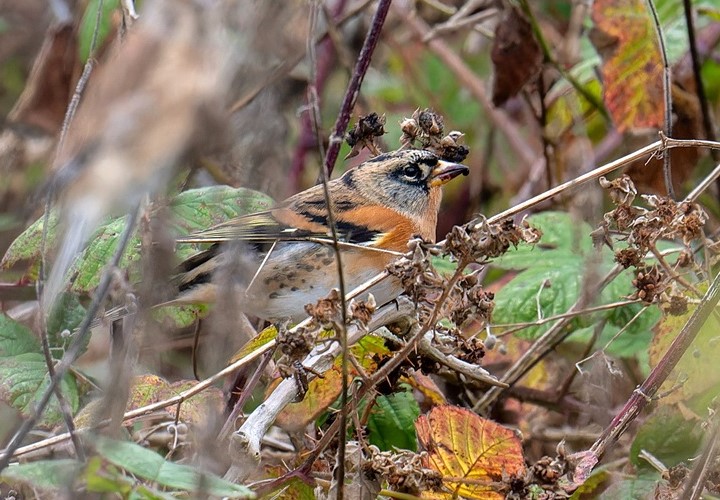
top-left (491, 6), bottom-right (543, 107)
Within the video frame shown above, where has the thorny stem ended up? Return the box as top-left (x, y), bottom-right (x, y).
top-left (320, 0), bottom-right (392, 181)
top-left (646, 0), bottom-right (674, 199)
top-left (0, 207), bottom-right (140, 472)
top-left (682, 413), bottom-right (720, 500)
top-left (589, 270), bottom-right (720, 459)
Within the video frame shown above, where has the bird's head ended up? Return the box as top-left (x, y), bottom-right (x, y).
top-left (344, 149), bottom-right (469, 220)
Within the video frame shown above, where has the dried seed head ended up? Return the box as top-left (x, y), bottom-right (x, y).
top-left (662, 294), bottom-right (689, 316)
top-left (443, 217), bottom-right (542, 263)
top-left (599, 174), bottom-right (637, 206)
top-left (387, 238), bottom-right (445, 323)
top-left (631, 265), bottom-right (666, 304)
top-left (304, 288), bottom-right (342, 328)
top-left (363, 445), bottom-right (443, 494)
top-left (614, 247), bottom-right (642, 268)
top-left (348, 294), bottom-right (377, 327)
top-left (345, 112), bottom-right (387, 158)
top-left (277, 323), bottom-right (315, 360)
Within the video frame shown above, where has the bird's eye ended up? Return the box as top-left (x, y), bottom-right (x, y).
top-left (402, 164), bottom-right (422, 179)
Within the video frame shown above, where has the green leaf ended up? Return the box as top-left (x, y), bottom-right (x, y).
top-left (94, 436), bottom-right (255, 498)
top-left (168, 185), bottom-right (274, 235)
top-left (68, 186), bottom-right (273, 295)
top-left (0, 210), bottom-right (59, 269)
top-left (492, 212), bottom-right (657, 358)
top-left (0, 313), bottom-right (40, 357)
top-left (367, 389), bottom-right (420, 451)
top-left (595, 472), bottom-right (662, 499)
top-left (630, 406), bottom-right (703, 470)
top-left (0, 314), bottom-right (80, 427)
top-left (46, 293), bottom-right (88, 348)
top-left (70, 215), bottom-right (141, 293)
top-left (3, 186), bottom-right (274, 294)
top-left (78, 0), bottom-right (120, 63)
top-left (1, 459), bottom-right (81, 491)
top-left (84, 456), bottom-right (177, 500)
top-left (0, 352), bottom-right (79, 427)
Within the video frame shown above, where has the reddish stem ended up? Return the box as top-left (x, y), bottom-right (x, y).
top-left (319, 0), bottom-right (392, 182)
top-left (589, 271), bottom-right (720, 459)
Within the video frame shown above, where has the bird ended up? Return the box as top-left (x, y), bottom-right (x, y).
top-left (167, 149), bottom-right (469, 322)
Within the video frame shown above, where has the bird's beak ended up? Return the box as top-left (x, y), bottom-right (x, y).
top-left (429, 160), bottom-right (470, 187)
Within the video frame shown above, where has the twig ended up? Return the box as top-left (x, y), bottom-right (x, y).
top-left (37, 317), bottom-right (85, 461)
top-left (0, 206), bottom-right (140, 471)
top-left (305, 3), bottom-right (351, 496)
top-left (7, 333), bottom-right (276, 460)
top-left (218, 350), bottom-right (275, 443)
top-left (417, 331), bottom-right (505, 386)
top-left (423, 8), bottom-right (499, 41)
top-left (682, 0), bottom-right (719, 163)
top-left (227, 298), bottom-right (417, 474)
top-left (646, 0), bottom-right (674, 198)
top-left (682, 413), bottom-right (720, 500)
top-left (483, 140), bottom-right (663, 225)
top-left (491, 299), bottom-right (641, 336)
top-left (320, 0), bottom-right (392, 181)
top-left (32, 0), bottom-right (108, 462)
top-left (56, 0), bottom-right (104, 158)
top-left (685, 161), bottom-right (720, 202)
top-left (588, 270), bottom-right (720, 460)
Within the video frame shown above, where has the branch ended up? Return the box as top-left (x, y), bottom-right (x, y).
top-left (320, 0), bottom-right (392, 180)
top-left (225, 297), bottom-right (417, 479)
top-left (584, 270), bottom-right (720, 464)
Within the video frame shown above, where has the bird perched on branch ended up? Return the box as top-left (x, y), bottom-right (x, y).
top-left (170, 149), bottom-right (469, 321)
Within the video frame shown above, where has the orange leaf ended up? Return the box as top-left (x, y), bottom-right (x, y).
top-left (590, 0), bottom-right (664, 132)
top-left (274, 365), bottom-right (345, 432)
top-left (416, 405), bottom-right (525, 499)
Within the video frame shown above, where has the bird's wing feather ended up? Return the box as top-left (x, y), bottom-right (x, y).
top-left (176, 211), bottom-right (306, 243)
top-left (177, 199), bottom-right (385, 246)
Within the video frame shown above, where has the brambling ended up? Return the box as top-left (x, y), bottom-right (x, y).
top-left (169, 149), bottom-right (469, 321)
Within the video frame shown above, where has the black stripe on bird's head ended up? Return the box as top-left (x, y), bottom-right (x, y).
top-left (347, 149), bottom-right (469, 218)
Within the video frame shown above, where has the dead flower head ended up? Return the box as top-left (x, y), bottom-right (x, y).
top-left (348, 294), bottom-right (377, 327)
top-left (305, 288), bottom-right (342, 328)
top-left (443, 216), bottom-right (542, 264)
top-left (345, 112), bottom-right (387, 159)
top-left (362, 445), bottom-right (443, 494)
top-left (448, 272), bottom-right (495, 328)
top-left (399, 108), bottom-right (469, 162)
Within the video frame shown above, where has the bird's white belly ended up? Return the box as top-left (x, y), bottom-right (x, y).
top-left (249, 241), bottom-right (401, 322)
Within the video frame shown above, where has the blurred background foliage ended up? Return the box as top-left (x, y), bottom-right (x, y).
top-left (0, 0), bottom-right (719, 496)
